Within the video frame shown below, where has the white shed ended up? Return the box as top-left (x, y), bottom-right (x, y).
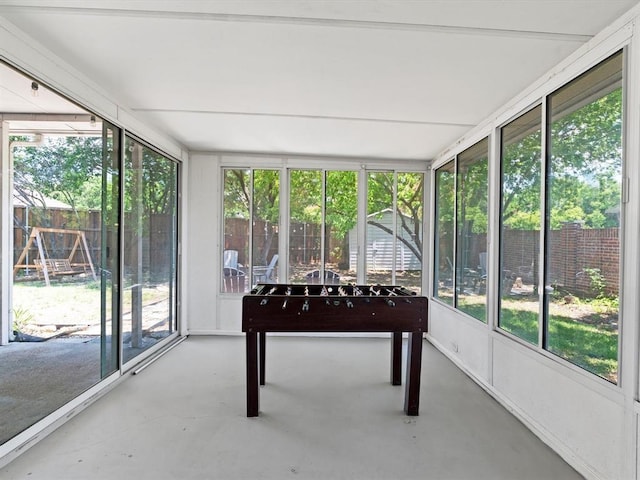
top-left (349, 209), bottom-right (421, 271)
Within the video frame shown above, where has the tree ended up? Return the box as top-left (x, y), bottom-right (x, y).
top-left (326, 171), bottom-right (358, 267)
top-left (252, 170), bottom-right (279, 264)
top-left (502, 131), bottom-right (542, 230)
top-left (288, 170), bottom-right (357, 266)
top-left (367, 172), bottom-right (423, 262)
top-left (502, 88), bottom-right (622, 230)
top-left (549, 88), bottom-right (622, 229)
top-left (12, 136), bottom-right (103, 211)
top-left (223, 169), bottom-right (424, 269)
top-left (434, 163), bottom-right (455, 290)
top-left (222, 169), bottom-right (280, 265)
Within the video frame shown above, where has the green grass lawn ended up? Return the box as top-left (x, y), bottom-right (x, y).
top-left (458, 299), bottom-right (618, 383)
top-left (13, 280), bottom-right (168, 332)
top-left (13, 280), bottom-right (103, 328)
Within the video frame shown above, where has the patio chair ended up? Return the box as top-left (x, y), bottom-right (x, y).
top-left (223, 249), bottom-right (239, 270)
top-left (252, 254), bottom-right (278, 284)
top-left (223, 266), bottom-right (246, 293)
top-left (476, 252), bottom-right (488, 293)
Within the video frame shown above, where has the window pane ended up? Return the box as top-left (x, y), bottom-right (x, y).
top-left (499, 106), bottom-right (542, 344)
top-left (8, 126), bottom-right (115, 443)
top-left (455, 139), bottom-right (488, 321)
top-left (325, 170), bottom-right (358, 284)
top-left (396, 172), bottom-right (424, 293)
top-left (252, 170), bottom-right (280, 285)
top-left (122, 138), bottom-right (178, 364)
top-left (546, 52), bottom-right (622, 383)
top-left (101, 123), bottom-right (121, 377)
top-left (289, 170), bottom-right (321, 284)
top-left (434, 162), bottom-right (455, 305)
top-left (222, 169), bottom-right (249, 293)
top-left (366, 172), bottom-right (394, 285)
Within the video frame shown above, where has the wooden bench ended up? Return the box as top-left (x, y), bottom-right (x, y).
top-left (34, 258), bottom-right (84, 278)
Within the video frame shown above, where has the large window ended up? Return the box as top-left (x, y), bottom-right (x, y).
top-left (0, 63), bottom-right (180, 451)
top-left (222, 169), bottom-right (280, 292)
top-left (289, 170), bottom-right (323, 283)
top-left (496, 52), bottom-right (622, 383)
top-left (122, 137), bottom-right (178, 364)
top-left (545, 52), bottom-right (622, 382)
top-left (366, 172), bottom-right (424, 292)
top-left (433, 161), bottom-right (455, 305)
top-left (6, 123), bottom-right (120, 444)
top-left (366, 172), bottom-right (394, 285)
top-left (325, 170), bottom-right (358, 283)
top-left (288, 169), bottom-right (358, 285)
top-left (433, 140), bottom-right (489, 320)
top-left (222, 167), bottom-right (422, 290)
top-left (252, 170), bottom-right (280, 285)
top-left (395, 172), bottom-right (424, 291)
top-left (222, 169), bottom-right (249, 292)
top-left (101, 123), bottom-right (121, 376)
top-left (455, 140), bottom-right (488, 321)
top-left (0, 57), bottom-right (139, 444)
top-left (499, 105), bottom-right (543, 345)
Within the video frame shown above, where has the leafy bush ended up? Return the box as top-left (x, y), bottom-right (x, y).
top-left (12, 306), bottom-right (34, 332)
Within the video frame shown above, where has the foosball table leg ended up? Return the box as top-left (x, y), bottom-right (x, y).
top-left (404, 332), bottom-right (423, 416)
top-left (246, 332), bottom-right (259, 417)
top-left (391, 331), bottom-right (402, 386)
top-left (259, 332), bottom-right (266, 386)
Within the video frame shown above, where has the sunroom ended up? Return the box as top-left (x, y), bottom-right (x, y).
top-left (0, 2), bottom-right (639, 480)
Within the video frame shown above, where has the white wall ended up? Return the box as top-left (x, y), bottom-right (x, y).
top-left (185, 153), bottom-right (223, 333)
top-left (427, 7), bottom-right (640, 480)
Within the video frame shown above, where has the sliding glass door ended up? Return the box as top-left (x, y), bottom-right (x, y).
top-left (4, 106), bottom-right (119, 444)
top-left (100, 122), bottom-right (120, 376)
top-left (122, 137), bottom-right (178, 365)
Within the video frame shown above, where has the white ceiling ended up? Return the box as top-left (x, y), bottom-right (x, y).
top-left (0, 0), bottom-right (638, 161)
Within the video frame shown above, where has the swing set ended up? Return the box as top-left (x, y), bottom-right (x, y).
top-left (13, 227), bottom-right (97, 286)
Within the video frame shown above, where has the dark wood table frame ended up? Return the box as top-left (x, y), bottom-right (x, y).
top-left (242, 288), bottom-right (428, 416)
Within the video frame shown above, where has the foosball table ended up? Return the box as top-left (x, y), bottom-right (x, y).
top-left (242, 283), bottom-right (428, 416)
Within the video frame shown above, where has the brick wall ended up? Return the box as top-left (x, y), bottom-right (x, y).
top-left (501, 222), bottom-right (619, 296)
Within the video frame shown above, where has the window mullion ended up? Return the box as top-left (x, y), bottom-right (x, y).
top-left (539, 99), bottom-right (549, 350)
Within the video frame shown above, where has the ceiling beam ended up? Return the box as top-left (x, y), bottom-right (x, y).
top-left (0, 5), bottom-right (593, 42)
top-left (131, 108), bottom-right (476, 128)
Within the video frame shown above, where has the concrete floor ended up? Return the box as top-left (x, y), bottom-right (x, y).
top-left (0, 335), bottom-right (583, 480)
top-left (0, 337), bottom-right (101, 445)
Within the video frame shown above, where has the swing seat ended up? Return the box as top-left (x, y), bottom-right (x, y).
top-left (34, 258), bottom-right (84, 278)
top-left (13, 227), bottom-right (97, 286)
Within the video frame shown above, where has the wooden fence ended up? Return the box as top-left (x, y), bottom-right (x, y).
top-left (14, 206), bottom-right (174, 281)
top-left (13, 206), bottom-right (101, 271)
top-left (224, 217), bottom-right (340, 267)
